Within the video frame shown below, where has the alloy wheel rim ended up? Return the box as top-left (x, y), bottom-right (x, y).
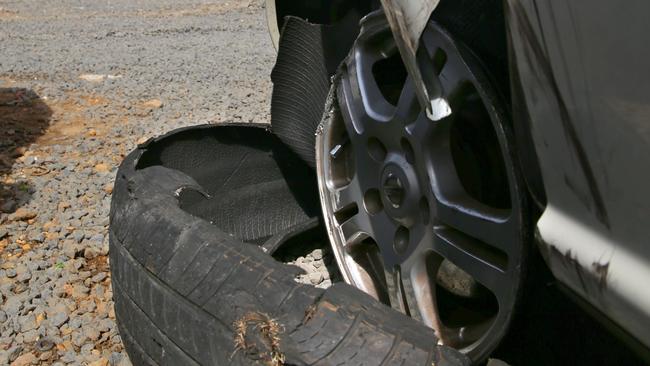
top-left (316, 12), bottom-right (527, 362)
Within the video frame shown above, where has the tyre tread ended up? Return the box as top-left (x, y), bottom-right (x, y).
top-left (109, 127), bottom-right (469, 366)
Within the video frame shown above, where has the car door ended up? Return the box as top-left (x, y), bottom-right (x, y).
top-left (507, 0), bottom-right (650, 351)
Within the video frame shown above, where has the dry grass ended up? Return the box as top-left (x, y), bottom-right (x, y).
top-left (233, 312), bottom-right (285, 366)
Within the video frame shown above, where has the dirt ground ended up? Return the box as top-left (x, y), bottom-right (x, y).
top-left (0, 0), bottom-right (273, 364)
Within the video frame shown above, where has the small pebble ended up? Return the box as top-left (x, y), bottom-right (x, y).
top-left (50, 312), bottom-right (69, 328)
top-left (309, 272), bottom-right (323, 285)
top-left (35, 337), bottom-right (55, 352)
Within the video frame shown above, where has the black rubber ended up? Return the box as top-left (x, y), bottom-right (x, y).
top-left (135, 124), bottom-right (320, 245)
top-left (109, 123), bottom-right (469, 366)
top-left (270, 16), bottom-right (358, 168)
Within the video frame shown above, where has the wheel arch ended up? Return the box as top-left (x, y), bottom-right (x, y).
top-left (265, 0), bottom-right (377, 50)
top-left (431, 0), bottom-right (547, 210)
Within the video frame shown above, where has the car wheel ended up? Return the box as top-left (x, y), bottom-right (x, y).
top-left (316, 12), bottom-right (530, 363)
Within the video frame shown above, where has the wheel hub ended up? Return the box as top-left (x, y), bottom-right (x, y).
top-left (316, 11), bottom-right (527, 363)
top-left (382, 171), bottom-right (404, 208)
top-left (379, 156), bottom-right (419, 218)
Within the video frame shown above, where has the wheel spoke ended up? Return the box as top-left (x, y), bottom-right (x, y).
top-left (330, 180), bottom-right (360, 213)
top-left (353, 39), bottom-right (401, 122)
top-left (338, 52), bottom-right (394, 141)
top-left (343, 247), bottom-right (388, 303)
top-left (400, 227), bottom-right (439, 323)
top-left (382, 263), bottom-right (427, 323)
top-left (398, 232), bottom-right (500, 347)
top-left (339, 69), bottom-right (401, 163)
top-left (447, 319), bottom-right (494, 346)
top-left (393, 78), bottom-right (420, 123)
top-left (432, 225), bottom-right (508, 297)
top-left (426, 121), bottom-right (515, 254)
top-left (399, 252), bottom-right (434, 324)
top-left (380, 226), bottom-right (437, 324)
top-left (438, 61), bottom-right (470, 102)
top-left (437, 199), bottom-right (514, 255)
top-left (338, 74), bottom-right (371, 137)
top-left (383, 266), bottom-right (407, 314)
top-left (339, 215), bottom-right (371, 248)
top-left (420, 31), bottom-right (470, 98)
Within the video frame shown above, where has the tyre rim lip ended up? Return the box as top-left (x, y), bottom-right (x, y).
top-left (316, 12), bottom-right (525, 361)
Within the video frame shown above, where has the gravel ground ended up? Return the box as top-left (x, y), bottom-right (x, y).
top-left (0, 1), bottom-right (337, 365)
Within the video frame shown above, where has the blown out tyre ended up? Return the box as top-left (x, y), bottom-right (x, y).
top-left (108, 124), bottom-right (469, 366)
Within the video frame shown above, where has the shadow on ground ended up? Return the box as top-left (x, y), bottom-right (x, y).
top-left (0, 88), bottom-right (52, 213)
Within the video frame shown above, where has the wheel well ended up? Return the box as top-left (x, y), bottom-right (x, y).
top-left (432, 0), bottom-right (546, 209)
top-left (266, 0), bottom-right (376, 50)
top-left (273, 0), bottom-right (375, 27)
top-left (433, 0), bottom-right (509, 96)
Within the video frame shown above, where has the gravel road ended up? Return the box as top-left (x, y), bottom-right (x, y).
top-left (0, 1), bottom-right (317, 364)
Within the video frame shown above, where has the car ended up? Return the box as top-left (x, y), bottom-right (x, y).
top-left (108, 1), bottom-right (649, 365)
top-left (267, 0), bottom-right (650, 363)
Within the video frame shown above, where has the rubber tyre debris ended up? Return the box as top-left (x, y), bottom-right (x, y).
top-left (109, 124), bottom-right (469, 366)
top-left (270, 16), bottom-right (359, 167)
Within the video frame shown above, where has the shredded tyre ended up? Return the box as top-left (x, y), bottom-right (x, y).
top-left (109, 124), bottom-right (469, 366)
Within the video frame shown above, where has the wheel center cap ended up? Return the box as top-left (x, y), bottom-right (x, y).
top-left (383, 173), bottom-right (405, 208)
top-left (380, 159), bottom-right (418, 219)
